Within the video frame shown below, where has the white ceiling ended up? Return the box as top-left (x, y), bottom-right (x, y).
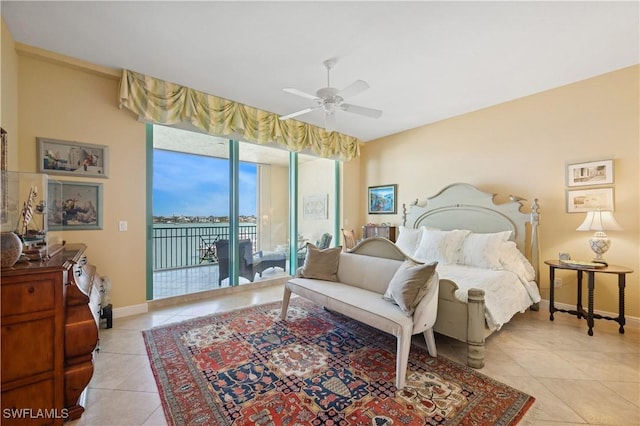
top-left (2, 1), bottom-right (638, 142)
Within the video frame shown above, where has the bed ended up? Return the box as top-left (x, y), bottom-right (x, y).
top-left (400, 183), bottom-right (541, 368)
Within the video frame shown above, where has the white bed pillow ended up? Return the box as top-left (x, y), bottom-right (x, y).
top-left (500, 241), bottom-right (536, 282)
top-left (395, 226), bottom-right (424, 256)
top-left (413, 229), bottom-right (470, 264)
top-left (459, 231), bottom-right (512, 269)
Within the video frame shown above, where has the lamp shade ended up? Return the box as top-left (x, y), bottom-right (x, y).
top-left (576, 210), bottom-right (622, 232)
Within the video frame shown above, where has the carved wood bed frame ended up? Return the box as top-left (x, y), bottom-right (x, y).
top-left (402, 183), bottom-right (540, 368)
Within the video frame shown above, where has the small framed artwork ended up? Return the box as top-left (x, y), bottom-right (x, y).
top-left (37, 137), bottom-right (109, 178)
top-left (303, 194), bottom-right (328, 220)
top-left (566, 187), bottom-right (614, 213)
top-left (368, 184), bottom-right (397, 214)
top-left (567, 159), bottom-right (613, 187)
top-left (47, 181), bottom-right (103, 230)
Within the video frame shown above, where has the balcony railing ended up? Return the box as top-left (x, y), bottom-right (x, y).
top-left (152, 224), bottom-right (257, 270)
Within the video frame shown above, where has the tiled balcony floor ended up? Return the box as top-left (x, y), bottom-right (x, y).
top-left (152, 263), bottom-right (289, 299)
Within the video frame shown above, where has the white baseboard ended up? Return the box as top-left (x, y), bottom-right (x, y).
top-left (538, 299), bottom-right (639, 329)
top-left (112, 303), bottom-right (148, 319)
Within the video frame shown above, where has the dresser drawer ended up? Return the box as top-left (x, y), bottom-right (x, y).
top-left (71, 263), bottom-right (95, 296)
top-left (1, 318), bottom-right (55, 383)
top-left (1, 279), bottom-right (55, 317)
top-left (1, 378), bottom-right (59, 425)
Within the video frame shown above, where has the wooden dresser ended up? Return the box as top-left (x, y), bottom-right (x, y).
top-left (1, 243), bottom-right (100, 424)
top-left (362, 225), bottom-right (397, 242)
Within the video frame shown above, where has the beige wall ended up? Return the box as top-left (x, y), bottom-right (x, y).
top-left (1, 19), bottom-right (19, 169)
top-left (12, 41), bottom-right (148, 311)
top-left (355, 66), bottom-right (639, 317)
top-left (340, 154), bottom-right (362, 245)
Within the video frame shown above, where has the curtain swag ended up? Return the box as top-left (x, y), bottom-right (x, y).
top-left (118, 69), bottom-right (360, 160)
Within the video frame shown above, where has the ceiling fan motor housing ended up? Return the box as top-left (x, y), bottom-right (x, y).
top-left (280, 58), bottom-right (382, 125)
top-left (316, 87), bottom-right (340, 99)
top-left (316, 87), bottom-right (343, 113)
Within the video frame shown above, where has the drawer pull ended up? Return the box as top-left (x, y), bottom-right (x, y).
top-left (28, 286), bottom-right (35, 294)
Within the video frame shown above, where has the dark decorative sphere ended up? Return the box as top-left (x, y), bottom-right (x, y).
top-left (1, 232), bottom-right (23, 267)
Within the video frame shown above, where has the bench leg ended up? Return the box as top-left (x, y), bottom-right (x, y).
top-left (396, 333), bottom-right (411, 390)
top-left (280, 288), bottom-right (292, 320)
top-left (423, 328), bottom-right (437, 358)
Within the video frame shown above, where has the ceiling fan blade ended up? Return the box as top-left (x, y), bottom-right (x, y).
top-left (340, 103), bottom-right (383, 118)
top-left (279, 107), bottom-right (318, 121)
top-left (337, 80), bottom-right (369, 98)
top-left (324, 112), bottom-right (336, 132)
top-left (283, 87), bottom-right (320, 101)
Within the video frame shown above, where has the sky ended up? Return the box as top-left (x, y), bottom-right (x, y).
top-left (153, 150), bottom-right (257, 217)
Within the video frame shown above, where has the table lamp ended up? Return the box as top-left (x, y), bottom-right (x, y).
top-left (576, 210), bottom-right (621, 262)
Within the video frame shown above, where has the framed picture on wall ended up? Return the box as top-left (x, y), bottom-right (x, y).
top-left (566, 187), bottom-right (614, 213)
top-left (37, 137), bottom-right (109, 178)
top-left (567, 159), bottom-right (613, 187)
top-left (368, 184), bottom-right (397, 214)
top-left (47, 180), bottom-right (103, 230)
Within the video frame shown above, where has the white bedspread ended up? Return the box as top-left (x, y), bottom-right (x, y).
top-left (437, 264), bottom-right (541, 331)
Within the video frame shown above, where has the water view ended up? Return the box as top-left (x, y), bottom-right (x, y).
top-left (152, 222), bottom-right (257, 270)
top-left (152, 148), bottom-right (260, 271)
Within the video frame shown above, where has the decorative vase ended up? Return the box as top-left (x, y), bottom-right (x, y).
top-left (1, 232), bottom-right (23, 267)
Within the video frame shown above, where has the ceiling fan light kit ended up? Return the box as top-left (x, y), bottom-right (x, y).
top-left (280, 58), bottom-right (382, 131)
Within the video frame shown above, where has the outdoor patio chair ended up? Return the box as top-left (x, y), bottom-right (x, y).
top-left (214, 239), bottom-right (255, 286)
top-left (297, 232), bottom-right (332, 265)
top-left (199, 235), bottom-right (219, 263)
top-left (253, 250), bottom-right (287, 277)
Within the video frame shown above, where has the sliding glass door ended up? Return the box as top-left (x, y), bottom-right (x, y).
top-left (148, 124), bottom-right (300, 300)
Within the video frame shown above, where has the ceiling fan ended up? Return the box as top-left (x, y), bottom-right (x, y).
top-left (279, 59), bottom-right (382, 132)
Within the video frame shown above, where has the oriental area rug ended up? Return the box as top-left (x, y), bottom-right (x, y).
top-left (143, 298), bottom-right (534, 426)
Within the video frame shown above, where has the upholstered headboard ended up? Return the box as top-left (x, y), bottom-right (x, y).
top-left (402, 183), bottom-right (540, 274)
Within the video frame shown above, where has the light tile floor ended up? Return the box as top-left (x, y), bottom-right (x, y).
top-left (70, 284), bottom-right (640, 426)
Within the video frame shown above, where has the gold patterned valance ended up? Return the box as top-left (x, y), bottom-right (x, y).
top-left (118, 70), bottom-right (360, 160)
